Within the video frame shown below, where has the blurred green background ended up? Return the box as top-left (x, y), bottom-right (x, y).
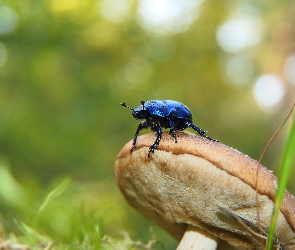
top-left (0, 0), bottom-right (294, 249)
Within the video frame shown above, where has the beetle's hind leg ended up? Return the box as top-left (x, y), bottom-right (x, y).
top-left (186, 122), bottom-right (218, 142)
top-left (132, 121), bottom-right (149, 152)
top-left (148, 124), bottom-right (162, 157)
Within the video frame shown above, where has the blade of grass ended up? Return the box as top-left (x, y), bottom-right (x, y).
top-left (37, 177), bottom-right (71, 217)
top-left (266, 112), bottom-right (295, 249)
top-left (13, 219), bottom-right (53, 246)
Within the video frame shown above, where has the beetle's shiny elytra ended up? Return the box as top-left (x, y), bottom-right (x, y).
top-left (121, 100), bottom-right (218, 157)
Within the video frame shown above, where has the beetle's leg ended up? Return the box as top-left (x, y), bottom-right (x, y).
top-left (186, 122), bottom-right (218, 142)
top-left (148, 124), bottom-right (162, 157)
top-left (132, 121), bottom-right (149, 152)
top-left (168, 119), bottom-right (178, 143)
top-left (186, 122), bottom-right (207, 136)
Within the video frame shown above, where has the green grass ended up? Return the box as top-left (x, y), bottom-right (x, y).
top-left (266, 113), bottom-right (295, 249)
top-left (0, 170), bottom-right (164, 250)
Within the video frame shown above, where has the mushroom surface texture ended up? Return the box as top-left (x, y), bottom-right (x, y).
top-left (114, 132), bottom-right (295, 250)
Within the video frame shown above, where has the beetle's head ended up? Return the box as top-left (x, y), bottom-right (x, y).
top-left (121, 101), bottom-right (148, 119)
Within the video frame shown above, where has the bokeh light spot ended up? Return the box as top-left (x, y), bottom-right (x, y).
top-left (216, 18), bottom-right (262, 52)
top-left (46, 0), bottom-right (81, 13)
top-left (222, 55), bottom-right (254, 85)
top-left (137, 0), bottom-right (203, 34)
top-left (0, 6), bottom-right (18, 34)
top-left (100, 0), bottom-right (131, 23)
top-left (83, 21), bottom-right (119, 50)
top-left (253, 74), bottom-right (285, 109)
top-left (0, 43), bottom-right (7, 68)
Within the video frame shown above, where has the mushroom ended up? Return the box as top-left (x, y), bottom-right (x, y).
top-left (114, 132), bottom-right (295, 249)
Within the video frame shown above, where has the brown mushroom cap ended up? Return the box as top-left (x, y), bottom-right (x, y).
top-left (114, 132), bottom-right (295, 249)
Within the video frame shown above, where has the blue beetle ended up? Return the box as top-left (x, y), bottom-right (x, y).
top-left (121, 100), bottom-right (217, 157)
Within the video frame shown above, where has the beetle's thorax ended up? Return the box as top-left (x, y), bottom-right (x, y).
top-left (132, 106), bottom-right (149, 119)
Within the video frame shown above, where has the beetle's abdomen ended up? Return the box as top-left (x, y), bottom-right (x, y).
top-left (163, 100), bottom-right (192, 120)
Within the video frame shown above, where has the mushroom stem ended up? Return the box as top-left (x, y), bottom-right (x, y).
top-left (177, 225), bottom-right (219, 250)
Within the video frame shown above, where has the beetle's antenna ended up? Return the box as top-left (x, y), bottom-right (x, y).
top-left (120, 102), bottom-right (134, 111)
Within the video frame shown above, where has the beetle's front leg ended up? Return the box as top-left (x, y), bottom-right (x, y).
top-left (148, 124), bottom-right (162, 157)
top-left (132, 121), bottom-right (149, 152)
